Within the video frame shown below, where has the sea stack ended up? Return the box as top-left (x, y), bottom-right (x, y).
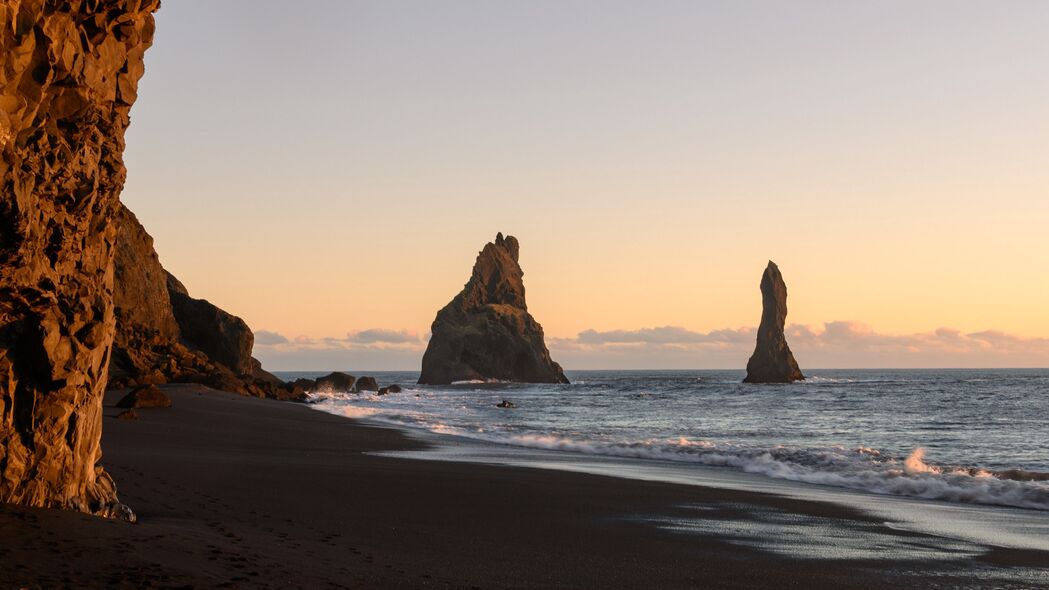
top-left (419, 233), bottom-right (568, 385)
top-left (743, 261), bottom-right (804, 383)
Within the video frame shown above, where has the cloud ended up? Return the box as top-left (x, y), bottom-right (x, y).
top-left (346, 328), bottom-right (422, 344)
top-left (575, 326), bottom-right (753, 345)
top-left (252, 328), bottom-right (427, 370)
top-left (252, 323), bottom-right (1049, 371)
top-left (550, 322), bottom-right (1049, 369)
top-left (254, 330), bottom-right (289, 345)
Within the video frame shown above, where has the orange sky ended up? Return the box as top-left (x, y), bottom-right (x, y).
top-left (120, 1), bottom-right (1049, 369)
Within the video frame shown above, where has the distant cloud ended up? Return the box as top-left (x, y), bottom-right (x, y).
top-left (252, 323), bottom-right (1049, 371)
top-left (551, 322), bottom-right (1049, 370)
top-left (346, 328), bottom-right (422, 344)
top-left (254, 330), bottom-right (289, 345)
top-left (575, 326), bottom-right (753, 345)
top-left (252, 328), bottom-right (426, 371)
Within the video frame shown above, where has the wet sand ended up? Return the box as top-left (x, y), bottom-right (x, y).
top-left (0, 384), bottom-right (1045, 589)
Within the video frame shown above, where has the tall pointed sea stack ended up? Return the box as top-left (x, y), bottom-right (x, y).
top-left (419, 233), bottom-right (568, 385)
top-left (0, 0), bottom-right (160, 516)
top-left (744, 261), bottom-right (804, 383)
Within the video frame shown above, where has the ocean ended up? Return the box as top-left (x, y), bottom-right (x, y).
top-left (275, 368), bottom-right (1049, 512)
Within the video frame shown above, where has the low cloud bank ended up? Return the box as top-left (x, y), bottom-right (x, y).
top-left (254, 329), bottom-right (426, 371)
top-left (552, 322), bottom-right (1049, 369)
top-left (252, 322), bottom-right (1049, 371)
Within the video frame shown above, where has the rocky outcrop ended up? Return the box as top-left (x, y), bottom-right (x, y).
top-left (353, 376), bottom-right (379, 393)
top-left (109, 205), bottom-right (212, 387)
top-left (744, 261), bottom-right (804, 384)
top-left (166, 272), bottom-right (253, 376)
top-left (108, 204), bottom-right (302, 401)
top-left (115, 385), bottom-right (170, 409)
top-left (0, 0), bottom-right (160, 514)
top-left (313, 372), bottom-right (354, 393)
top-left (419, 233), bottom-right (568, 385)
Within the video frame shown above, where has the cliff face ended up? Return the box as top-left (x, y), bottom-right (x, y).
top-left (109, 204), bottom-right (294, 400)
top-left (109, 204), bottom-right (197, 386)
top-left (744, 261), bottom-right (804, 384)
top-left (419, 233), bottom-right (568, 385)
top-left (166, 272), bottom-right (254, 376)
top-left (0, 0), bottom-right (160, 515)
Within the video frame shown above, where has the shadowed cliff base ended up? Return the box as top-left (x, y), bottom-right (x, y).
top-left (744, 261), bottom-right (805, 383)
top-left (419, 233), bottom-right (568, 385)
top-left (0, 0), bottom-right (160, 516)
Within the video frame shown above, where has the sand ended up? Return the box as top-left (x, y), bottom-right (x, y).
top-left (1, 384), bottom-right (1045, 589)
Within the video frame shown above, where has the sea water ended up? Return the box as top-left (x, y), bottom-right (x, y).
top-left (278, 369), bottom-right (1049, 511)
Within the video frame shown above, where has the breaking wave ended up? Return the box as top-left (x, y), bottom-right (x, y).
top-left (312, 399), bottom-right (1049, 511)
top-left (301, 369), bottom-right (1049, 512)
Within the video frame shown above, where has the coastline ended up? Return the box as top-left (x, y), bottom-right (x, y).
top-left (1, 384), bottom-right (1046, 589)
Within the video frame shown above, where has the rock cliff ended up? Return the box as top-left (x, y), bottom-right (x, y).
top-left (419, 233), bottom-right (568, 385)
top-left (0, 0), bottom-right (160, 515)
top-left (744, 261), bottom-right (804, 383)
top-left (109, 204), bottom-right (297, 401)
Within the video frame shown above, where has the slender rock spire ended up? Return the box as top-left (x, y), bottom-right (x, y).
top-left (744, 261), bottom-right (804, 383)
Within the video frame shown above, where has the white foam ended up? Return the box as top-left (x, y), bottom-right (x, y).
top-left (450, 379), bottom-right (511, 385)
top-left (335, 405), bottom-right (1049, 511)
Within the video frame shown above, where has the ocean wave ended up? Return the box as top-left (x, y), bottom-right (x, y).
top-left (490, 437), bottom-right (1049, 510)
top-left (450, 379), bottom-right (511, 385)
top-left (313, 399), bottom-right (1049, 511)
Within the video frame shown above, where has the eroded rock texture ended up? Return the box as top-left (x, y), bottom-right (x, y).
top-left (744, 261), bottom-right (804, 384)
top-left (419, 233), bottom-right (568, 385)
top-left (0, 0), bottom-right (160, 514)
top-left (110, 205), bottom-right (298, 401)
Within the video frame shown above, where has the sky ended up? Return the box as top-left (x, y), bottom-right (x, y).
top-left (121, 1), bottom-right (1049, 370)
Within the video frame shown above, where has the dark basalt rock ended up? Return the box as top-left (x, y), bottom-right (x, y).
top-left (167, 272), bottom-right (254, 376)
top-left (377, 384), bottom-right (402, 396)
top-left (496, 400), bottom-right (517, 409)
top-left (273, 383), bottom-right (308, 402)
top-left (743, 261), bottom-right (804, 384)
top-left (418, 233), bottom-right (568, 385)
top-left (0, 0), bottom-right (160, 516)
top-left (109, 203), bottom-right (292, 401)
top-left (354, 376), bottom-right (379, 393)
top-left (291, 378), bottom-right (318, 392)
top-left (116, 385), bottom-right (172, 409)
top-left (314, 372), bottom-right (356, 393)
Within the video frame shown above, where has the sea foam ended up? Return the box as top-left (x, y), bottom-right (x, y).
top-left (302, 369), bottom-right (1049, 512)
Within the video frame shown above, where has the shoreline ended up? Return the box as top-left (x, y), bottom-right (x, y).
top-left (0, 384), bottom-right (1046, 588)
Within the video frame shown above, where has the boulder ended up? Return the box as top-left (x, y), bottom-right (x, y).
top-left (275, 383), bottom-right (309, 402)
top-left (314, 372), bottom-right (356, 393)
top-left (167, 272), bottom-right (254, 376)
top-left (291, 378), bottom-right (318, 392)
top-left (377, 384), bottom-right (402, 396)
top-left (743, 261), bottom-right (805, 383)
top-left (116, 385), bottom-right (172, 409)
top-left (0, 0), bottom-right (160, 516)
top-left (496, 400), bottom-right (517, 409)
top-left (354, 376), bottom-right (379, 393)
top-left (419, 233), bottom-right (568, 385)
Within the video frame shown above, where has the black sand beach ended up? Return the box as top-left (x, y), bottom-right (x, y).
top-left (1, 385), bottom-right (1045, 589)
